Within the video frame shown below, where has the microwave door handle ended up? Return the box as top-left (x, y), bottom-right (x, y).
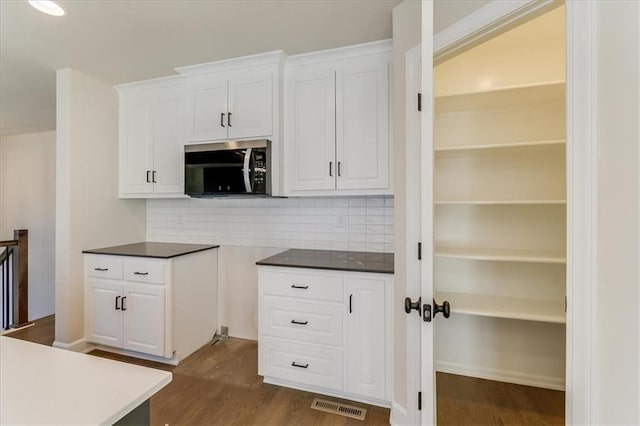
top-left (242, 148), bottom-right (252, 193)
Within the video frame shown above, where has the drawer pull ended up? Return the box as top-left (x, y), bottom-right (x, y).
top-left (291, 285), bottom-right (309, 289)
top-left (291, 362), bottom-right (309, 369)
top-left (290, 320), bottom-right (308, 325)
top-left (94, 267), bottom-right (109, 271)
top-left (133, 272), bottom-right (149, 276)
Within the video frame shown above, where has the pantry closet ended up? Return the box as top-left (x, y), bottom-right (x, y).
top-left (433, 5), bottom-right (567, 392)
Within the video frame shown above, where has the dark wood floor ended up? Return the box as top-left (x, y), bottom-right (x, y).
top-left (6, 316), bottom-right (564, 425)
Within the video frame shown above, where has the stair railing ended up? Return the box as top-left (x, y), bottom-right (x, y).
top-left (1, 229), bottom-right (29, 330)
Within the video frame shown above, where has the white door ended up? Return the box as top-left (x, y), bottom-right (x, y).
top-left (86, 280), bottom-right (123, 348)
top-left (121, 102), bottom-right (154, 194)
top-left (153, 96), bottom-right (184, 194)
top-left (285, 64), bottom-right (336, 191)
top-left (345, 277), bottom-right (387, 400)
top-left (228, 73), bottom-right (273, 139)
top-left (122, 283), bottom-right (166, 356)
top-left (185, 76), bottom-right (228, 142)
top-left (335, 55), bottom-right (390, 190)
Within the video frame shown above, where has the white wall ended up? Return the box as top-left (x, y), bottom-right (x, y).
top-left (147, 195), bottom-right (394, 339)
top-left (0, 131), bottom-right (56, 320)
top-left (55, 69), bottom-right (146, 347)
top-left (594, 1), bottom-right (639, 423)
top-left (391, 0), bottom-right (421, 417)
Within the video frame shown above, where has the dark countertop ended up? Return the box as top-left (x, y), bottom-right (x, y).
top-left (256, 249), bottom-right (394, 274)
top-left (83, 242), bottom-right (219, 259)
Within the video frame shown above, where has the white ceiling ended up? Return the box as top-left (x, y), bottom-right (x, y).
top-left (0, 0), bottom-right (490, 137)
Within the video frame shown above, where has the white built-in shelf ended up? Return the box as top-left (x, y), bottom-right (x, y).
top-left (435, 81), bottom-right (566, 113)
top-left (435, 290), bottom-right (566, 324)
top-left (434, 139), bottom-right (565, 154)
top-left (435, 199), bottom-right (566, 206)
top-left (434, 247), bottom-right (566, 264)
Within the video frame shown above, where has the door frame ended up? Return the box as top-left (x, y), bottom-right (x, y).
top-left (400, 0), bottom-right (598, 424)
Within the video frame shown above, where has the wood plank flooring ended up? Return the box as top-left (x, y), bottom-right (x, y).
top-left (6, 316), bottom-right (565, 425)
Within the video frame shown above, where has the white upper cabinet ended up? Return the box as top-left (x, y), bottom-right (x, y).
top-left (178, 52), bottom-right (283, 144)
top-left (285, 40), bottom-right (392, 196)
top-left (117, 77), bottom-right (185, 198)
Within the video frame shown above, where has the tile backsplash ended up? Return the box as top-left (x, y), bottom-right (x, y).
top-left (147, 196), bottom-right (394, 252)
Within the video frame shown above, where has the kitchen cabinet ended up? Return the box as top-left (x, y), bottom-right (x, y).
top-left (117, 76), bottom-right (185, 198)
top-left (83, 243), bottom-right (219, 364)
top-left (258, 266), bottom-right (393, 407)
top-left (285, 40), bottom-right (392, 196)
top-left (177, 51), bottom-right (285, 144)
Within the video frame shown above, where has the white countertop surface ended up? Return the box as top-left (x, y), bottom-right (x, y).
top-left (0, 336), bottom-right (172, 425)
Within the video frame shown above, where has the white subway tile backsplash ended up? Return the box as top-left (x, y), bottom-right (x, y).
top-left (147, 196), bottom-right (394, 253)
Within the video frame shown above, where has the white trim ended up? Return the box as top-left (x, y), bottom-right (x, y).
top-left (175, 50), bottom-right (286, 76)
top-left (433, 0), bottom-right (559, 62)
top-left (435, 361), bottom-right (565, 391)
top-left (115, 74), bottom-right (184, 92)
top-left (285, 39), bottom-right (392, 68)
top-left (565, 1), bottom-right (598, 424)
top-left (52, 338), bottom-right (93, 353)
top-left (390, 401), bottom-right (409, 426)
top-left (89, 344), bottom-right (180, 365)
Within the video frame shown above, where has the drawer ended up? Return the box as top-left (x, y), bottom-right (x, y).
top-left (124, 259), bottom-right (166, 284)
top-left (261, 338), bottom-right (343, 391)
top-left (86, 256), bottom-right (123, 280)
top-left (262, 297), bottom-right (343, 346)
top-left (260, 269), bottom-right (343, 302)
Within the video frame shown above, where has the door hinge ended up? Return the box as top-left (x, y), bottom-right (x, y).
top-left (418, 242), bottom-right (422, 260)
top-left (418, 391), bottom-right (422, 411)
top-left (417, 93), bottom-right (422, 112)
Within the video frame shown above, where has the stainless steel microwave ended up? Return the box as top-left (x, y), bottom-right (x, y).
top-left (184, 139), bottom-right (271, 197)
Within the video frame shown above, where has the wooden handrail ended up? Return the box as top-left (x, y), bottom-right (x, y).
top-left (13, 230), bottom-right (29, 328)
top-left (0, 240), bottom-right (18, 247)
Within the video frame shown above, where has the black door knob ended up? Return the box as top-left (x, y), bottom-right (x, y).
top-left (433, 299), bottom-right (450, 318)
top-left (404, 297), bottom-right (421, 315)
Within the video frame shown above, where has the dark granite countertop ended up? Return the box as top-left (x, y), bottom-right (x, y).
top-left (256, 249), bottom-right (394, 274)
top-left (83, 242), bottom-right (219, 259)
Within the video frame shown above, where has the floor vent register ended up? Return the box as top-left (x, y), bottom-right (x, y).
top-left (310, 398), bottom-right (367, 421)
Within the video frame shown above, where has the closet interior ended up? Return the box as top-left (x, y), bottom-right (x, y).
top-left (433, 6), bottom-right (567, 391)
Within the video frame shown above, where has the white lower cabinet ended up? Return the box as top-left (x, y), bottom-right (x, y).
top-left (258, 266), bottom-right (393, 407)
top-left (84, 249), bottom-right (218, 364)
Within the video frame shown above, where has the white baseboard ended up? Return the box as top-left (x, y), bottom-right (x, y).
top-left (435, 360), bottom-right (565, 391)
top-left (52, 338), bottom-right (93, 353)
top-left (390, 401), bottom-right (413, 426)
top-left (90, 345), bottom-right (180, 365)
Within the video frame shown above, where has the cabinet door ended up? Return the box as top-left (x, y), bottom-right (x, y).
top-left (86, 280), bottom-right (123, 348)
top-left (153, 97), bottom-right (184, 194)
top-left (122, 283), bottom-right (166, 356)
top-left (336, 55), bottom-right (390, 190)
top-left (121, 102), bottom-right (154, 194)
top-left (228, 73), bottom-right (273, 139)
top-left (185, 76), bottom-right (228, 142)
top-left (345, 277), bottom-right (386, 400)
top-left (285, 65), bottom-right (336, 191)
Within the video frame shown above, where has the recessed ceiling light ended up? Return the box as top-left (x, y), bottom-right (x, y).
top-left (27, 0), bottom-right (66, 17)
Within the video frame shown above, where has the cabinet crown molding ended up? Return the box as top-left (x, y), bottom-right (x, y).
top-left (115, 75), bottom-right (184, 93)
top-left (176, 50), bottom-right (287, 77)
top-left (286, 39), bottom-right (392, 68)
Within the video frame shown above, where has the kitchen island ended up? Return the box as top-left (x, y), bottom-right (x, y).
top-left (0, 336), bottom-right (171, 425)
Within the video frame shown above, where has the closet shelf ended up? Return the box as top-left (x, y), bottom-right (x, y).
top-left (435, 290), bottom-right (566, 324)
top-left (434, 139), bottom-right (565, 153)
top-left (434, 247), bottom-right (566, 264)
top-left (435, 199), bottom-right (566, 206)
top-left (435, 81), bottom-right (566, 113)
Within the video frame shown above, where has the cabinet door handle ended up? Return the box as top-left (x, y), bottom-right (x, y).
top-left (221, 112), bottom-right (226, 127)
top-left (94, 267), bottom-right (108, 271)
top-left (152, 170), bottom-right (157, 183)
top-left (338, 161), bottom-right (342, 177)
top-left (329, 161), bottom-right (333, 177)
top-left (291, 362), bottom-right (309, 369)
top-left (133, 272), bottom-right (149, 276)
top-left (291, 284), bottom-right (308, 289)
top-left (349, 294), bottom-right (353, 313)
top-left (228, 112), bottom-right (232, 127)
top-left (146, 170), bottom-right (151, 183)
top-left (291, 319), bottom-right (308, 325)
top-left (121, 296), bottom-right (127, 311)
top-left (115, 296), bottom-right (121, 310)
